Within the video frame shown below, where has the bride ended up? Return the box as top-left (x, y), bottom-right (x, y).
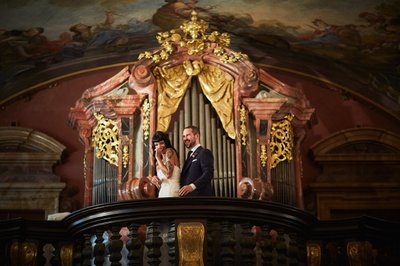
top-left (150, 131), bottom-right (181, 197)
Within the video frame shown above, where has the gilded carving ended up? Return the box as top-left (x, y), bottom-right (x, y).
top-left (83, 150), bottom-right (87, 184)
top-left (142, 98), bottom-right (151, 140)
top-left (60, 244), bottom-right (73, 266)
top-left (122, 145), bottom-right (129, 168)
top-left (92, 113), bottom-right (120, 166)
top-left (10, 241), bottom-right (37, 266)
top-left (198, 64), bottom-right (235, 138)
top-left (139, 10), bottom-right (247, 64)
top-left (239, 104), bottom-right (247, 145)
top-left (307, 243), bottom-right (321, 266)
top-left (270, 114), bottom-right (294, 169)
top-left (154, 61), bottom-right (235, 138)
top-left (177, 222), bottom-right (205, 266)
top-left (260, 144), bottom-right (267, 167)
top-left (347, 241), bottom-right (373, 266)
top-left (153, 64), bottom-right (191, 132)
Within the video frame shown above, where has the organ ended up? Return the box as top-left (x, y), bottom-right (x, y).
top-left (69, 10), bottom-right (314, 207)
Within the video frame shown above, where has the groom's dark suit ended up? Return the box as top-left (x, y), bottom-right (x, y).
top-left (180, 146), bottom-right (214, 196)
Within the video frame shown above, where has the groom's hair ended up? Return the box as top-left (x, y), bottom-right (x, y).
top-left (184, 125), bottom-right (200, 136)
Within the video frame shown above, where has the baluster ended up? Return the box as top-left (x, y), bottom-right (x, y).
top-left (206, 221), bottom-right (219, 265)
top-left (43, 243), bottom-right (54, 266)
top-left (34, 241), bottom-right (45, 266)
top-left (167, 221), bottom-right (177, 265)
top-left (240, 223), bottom-right (256, 265)
top-left (276, 229), bottom-right (287, 266)
top-left (287, 233), bottom-right (299, 266)
top-left (221, 220), bottom-right (235, 265)
top-left (297, 236), bottom-right (307, 266)
top-left (73, 238), bottom-right (83, 266)
top-left (145, 222), bottom-right (163, 266)
top-left (82, 233), bottom-right (93, 266)
top-left (259, 225), bottom-right (274, 266)
top-left (127, 223), bottom-right (143, 266)
top-left (51, 243), bottom-right (61, 266)
top-left (109, 226), bottom-right (123, 266)
top-left (206, 221), bottom-right (216, 265)
top-left (93, 229), bottom-right (106, 266)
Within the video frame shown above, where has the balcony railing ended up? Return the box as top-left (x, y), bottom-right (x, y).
top-left (0, 197), bottom-right (399, 265)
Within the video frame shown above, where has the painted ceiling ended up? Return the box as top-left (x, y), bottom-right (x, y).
top-left (0, 0), bottom-right (399, 118)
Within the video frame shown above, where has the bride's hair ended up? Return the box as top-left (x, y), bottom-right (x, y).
top-left (151, 131), bottom-right (178, 156)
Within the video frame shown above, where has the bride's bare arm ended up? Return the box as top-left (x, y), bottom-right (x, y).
top-left (157, 148), bottom-right (175, 178)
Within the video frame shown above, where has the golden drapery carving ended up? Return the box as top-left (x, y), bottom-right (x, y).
top-left (154, 60), bottom-right (235, 139)
top-left (198, 64), bottom-right (235, 139)
top-left (154, 64), bottom-right (192, 132)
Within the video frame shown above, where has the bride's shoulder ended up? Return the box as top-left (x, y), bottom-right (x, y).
top-left (165, 148), bottom-right (180, 164)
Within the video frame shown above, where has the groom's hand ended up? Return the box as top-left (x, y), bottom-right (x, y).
top-left (179, 185), bottom-right (193, 196)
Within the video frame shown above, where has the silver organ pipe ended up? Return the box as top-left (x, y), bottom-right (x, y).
top-left (222, 135), bottom-right (228, 197)
top-left (184, 89), bottom-right (191, 126)
top-left (204, 104), bottom-right (211, 150)
top-left (272, 160), bottom-right (295, 205)
top-left (179, 110), bottom-right (185, 167)
top-left (166, 80), bottom-right (236, 198)
top-left (191, 82), bottom-right (199, 127)
top-left (92, 150), bottom-right (118, 204)
top-left (230, 142), bottom-right (236, 197)
top-left (199, 93), bottom-right (205, 147)
top-left (211, 116), bottom-right (218, 196)
top-left (217, 127), bottom-right (223, 196)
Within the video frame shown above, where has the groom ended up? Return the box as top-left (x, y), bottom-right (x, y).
top-left (179, 126), bottom-right (214, 197)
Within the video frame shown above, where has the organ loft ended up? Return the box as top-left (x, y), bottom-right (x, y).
top-left (69, 10), bottom-right (314, 207)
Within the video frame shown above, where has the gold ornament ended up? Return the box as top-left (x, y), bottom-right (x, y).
top-left (239, 104), bottom-right (248, 145)
top-left (139, 10), bottom-right (247, 64)
top-left (142, 98), bottom-right (151, 140)
top-left (92, 113), bottom-right (120, 166)
top-left (270, 114), bottom-right (294, 168)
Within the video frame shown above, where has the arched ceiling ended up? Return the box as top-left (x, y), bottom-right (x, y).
top-left (0, 0), bottom-right (399, 119)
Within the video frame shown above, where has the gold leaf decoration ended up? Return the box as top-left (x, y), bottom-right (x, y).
top-left (139, 10), bottom-right (247, 64)
top-left (92, 113), bottom-right (120, 166)
top-left (239, 104), bottom-right (248, 145)
top-left (142, 98), bottom-right (151, 140)
top-left (270, 114), bottom-right (294, 169)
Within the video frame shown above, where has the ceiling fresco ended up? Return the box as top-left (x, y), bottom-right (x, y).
top-left (0, 0), bottom-right (399, 118)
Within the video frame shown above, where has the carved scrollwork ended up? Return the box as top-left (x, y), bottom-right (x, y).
top-left (138, 10), bottom-right (247, 64)
top-left (270, 114), bottom-right (294, 169)
top-left (92, 113), bottom-right (120, 166)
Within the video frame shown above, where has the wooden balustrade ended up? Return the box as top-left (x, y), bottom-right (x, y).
top-left (0, 198), bottom-right (399, 265)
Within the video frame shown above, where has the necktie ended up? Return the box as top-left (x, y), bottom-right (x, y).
top-left (187, 151), bottom-right (193, 160)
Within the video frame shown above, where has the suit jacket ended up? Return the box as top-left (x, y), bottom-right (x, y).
top-left (180, 146), bottom-right (214, 196)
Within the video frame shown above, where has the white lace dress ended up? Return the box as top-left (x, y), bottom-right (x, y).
top-left (156, 164), bottom-right (181, 197)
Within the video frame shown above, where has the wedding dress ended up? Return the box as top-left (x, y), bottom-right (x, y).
top-left (156, 164), bottom-right (181, 197)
